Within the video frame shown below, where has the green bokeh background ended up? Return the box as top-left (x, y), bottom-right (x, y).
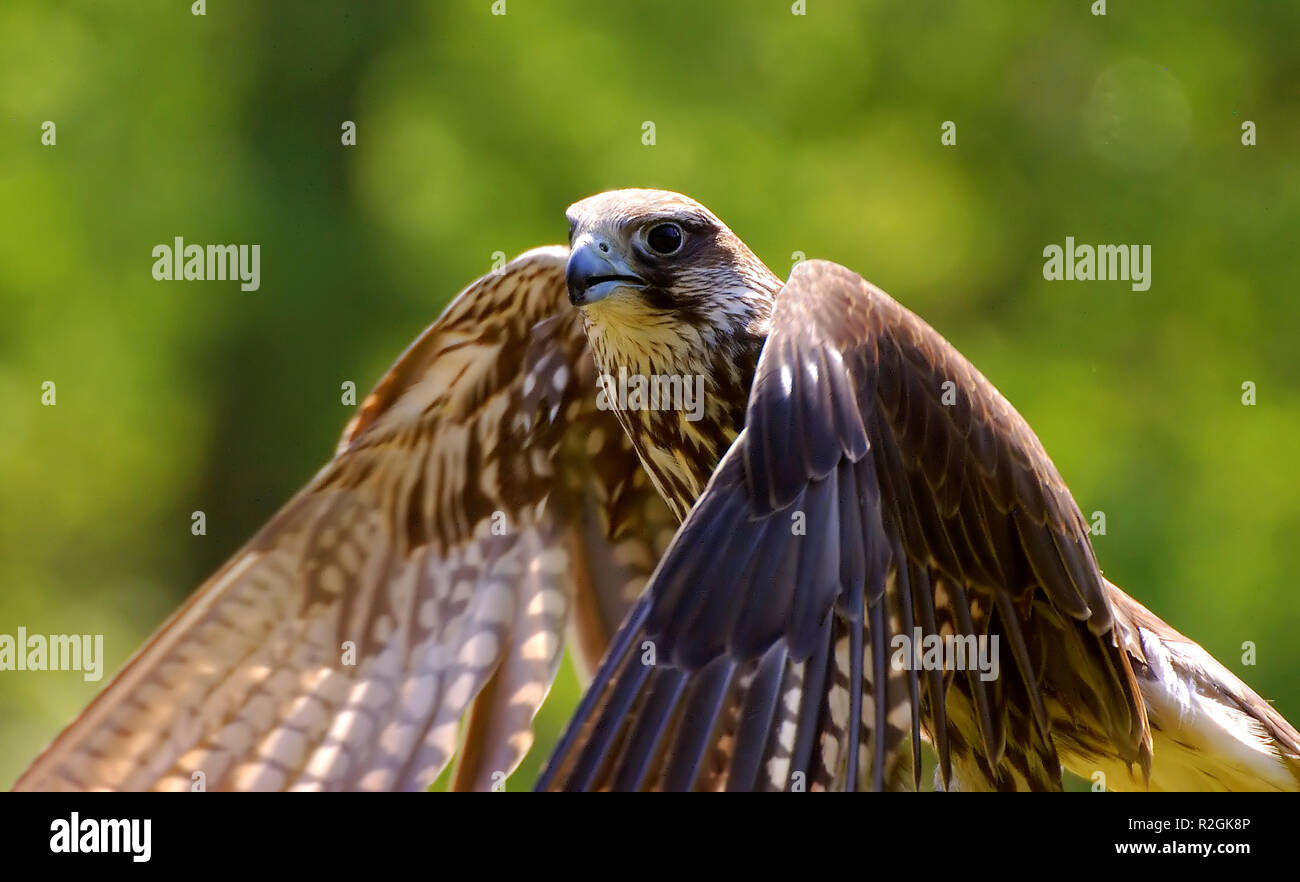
top-left (1, 0), bottom-right (1297, 790)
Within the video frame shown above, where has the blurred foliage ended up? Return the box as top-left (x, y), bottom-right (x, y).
top-left (1, 0), bottom-right (1297, 791)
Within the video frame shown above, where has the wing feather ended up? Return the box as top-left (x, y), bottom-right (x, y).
top-left (541, 258), bottom-right (1150, 791)
top-left (16, 248), bottom-right (676, 792)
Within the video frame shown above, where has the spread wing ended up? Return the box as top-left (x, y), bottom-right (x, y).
top-left (539, 259), bottom-right (1152, 792)
top-left (16, 247), bottom-right (677, 792)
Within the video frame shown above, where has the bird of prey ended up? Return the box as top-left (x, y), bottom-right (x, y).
top-left (17, 190), bottom-right (1299, 792)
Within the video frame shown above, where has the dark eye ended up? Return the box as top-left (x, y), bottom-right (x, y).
top-left (646, 222), bottom-right (684, 255)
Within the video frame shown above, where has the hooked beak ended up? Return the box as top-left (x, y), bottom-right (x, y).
top-left (566, 237), bottom-right (646, 306)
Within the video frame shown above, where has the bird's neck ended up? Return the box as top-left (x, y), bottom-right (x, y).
top-left (582, 294), bottom-right (773, 521)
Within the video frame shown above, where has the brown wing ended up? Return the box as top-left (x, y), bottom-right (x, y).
top-left (539, 258), bottom-right (1151, 792)
top-left (15, 247), bottom-right (676, 792)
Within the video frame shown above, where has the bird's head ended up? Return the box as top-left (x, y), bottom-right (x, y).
top-left (564, 189), bottom-right (781, 362)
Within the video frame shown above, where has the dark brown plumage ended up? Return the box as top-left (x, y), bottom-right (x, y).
top-left (543, 246), bottom-right (1147, 791)
top-left (540, 189), bottom-right (1300, 792)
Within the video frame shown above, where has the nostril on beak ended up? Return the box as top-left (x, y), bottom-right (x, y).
top-left (566, 243), bottom-right (610, 305)
top-left (565, 241), bottom-right (645, 307)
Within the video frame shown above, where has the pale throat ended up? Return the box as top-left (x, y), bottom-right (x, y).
top-left (577, 288), bottom-right (691, 364)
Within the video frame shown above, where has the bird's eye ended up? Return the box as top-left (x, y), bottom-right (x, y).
top-left (645, 222), bottom-right (684, 255)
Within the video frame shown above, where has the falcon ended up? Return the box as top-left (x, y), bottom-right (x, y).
top-left (16, 190), bottom-right (1299, 792)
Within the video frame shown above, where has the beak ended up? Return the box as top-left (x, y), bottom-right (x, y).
top-left (566, 237), bottom-right (646, 306)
